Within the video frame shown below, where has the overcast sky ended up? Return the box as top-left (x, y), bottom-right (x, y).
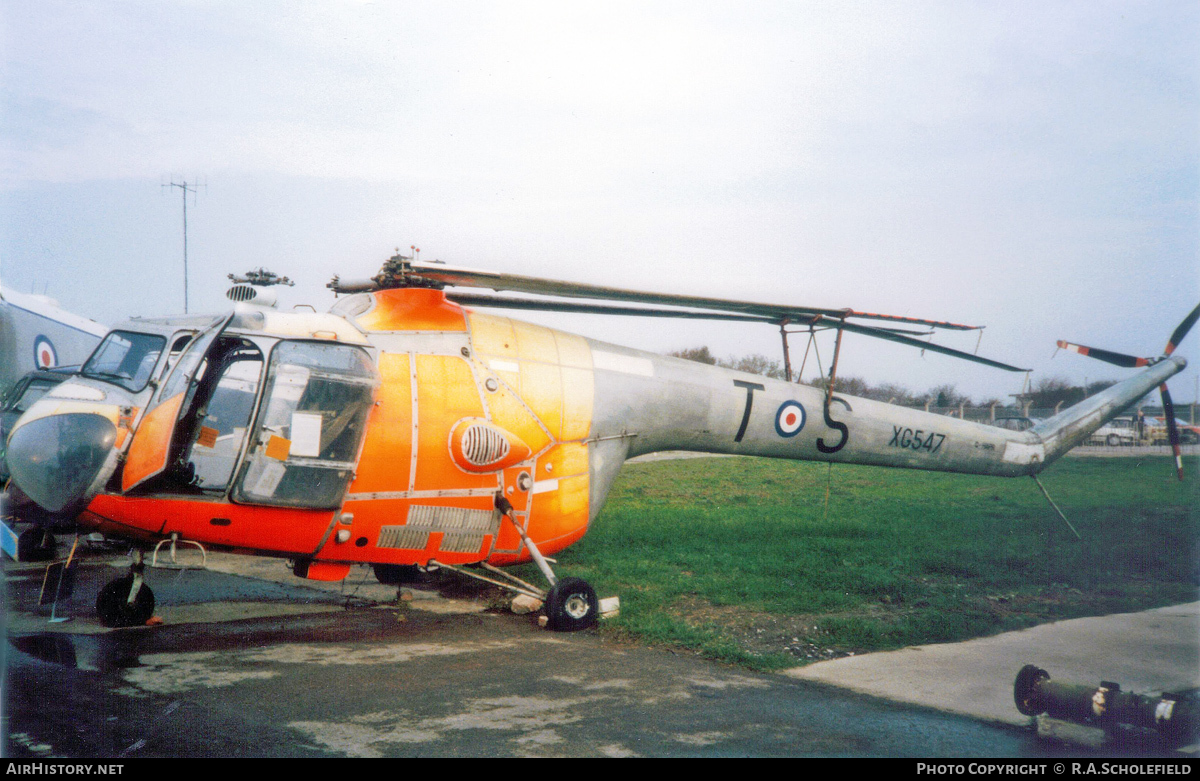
top-left (2, 1), bottom-right (1197, 403)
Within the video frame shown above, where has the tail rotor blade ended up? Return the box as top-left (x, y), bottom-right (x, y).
top-left (1159, 383), bottom-right (1184, 481)
top-left (1164, 303), bottom-right (1200, 356)
top-left (1055, 340), bottom-right (1148, 368)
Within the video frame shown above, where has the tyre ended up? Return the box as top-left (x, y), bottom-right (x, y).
top-left (95, 575), bottom-right (155, 628)
top-left (544, 577), bottom-right (598, 632)
top-left (1106, 434), bottom-right (1121, 447)
top-left (372, 563), bottom-right (429, 585)
top-left (17, 528), bottom-right (55, 562)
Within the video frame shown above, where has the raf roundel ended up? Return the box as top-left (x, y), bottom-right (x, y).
top-left (774, 400), bottom-right (806, 438)
top-left (34, 336), bottom-right (58, 369)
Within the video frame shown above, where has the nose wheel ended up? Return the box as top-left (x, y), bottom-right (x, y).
top-left (16, 527), bottom-right (56, 562)
top-left (96, 556), bottom-right (155, 628)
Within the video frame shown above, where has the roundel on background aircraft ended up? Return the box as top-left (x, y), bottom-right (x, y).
top-left (34, 335), bottom-right (58, 369)
top-left (448, 418), bottom-right (533, 473)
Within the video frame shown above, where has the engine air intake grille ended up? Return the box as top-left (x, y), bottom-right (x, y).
top-left (462, 424), bottom-right (510, 466)
top-left (447, 417), bottom-right (531, 473)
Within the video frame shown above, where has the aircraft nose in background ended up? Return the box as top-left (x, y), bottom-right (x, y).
top-left (6, 413), bottom-right (117, 513)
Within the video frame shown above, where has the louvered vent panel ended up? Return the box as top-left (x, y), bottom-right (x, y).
top-left (226, 285), bottom-right (257, 302)
top-left (378, 526), bottom-right (430, 550)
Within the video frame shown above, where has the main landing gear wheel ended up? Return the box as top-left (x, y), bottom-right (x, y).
top-left (544, 577), bottom-right (598, 632)
top-left (372, 563), bottom-right (427, 586)
top-left (16, 528), bottom-right (55, 562)
top-left (96, 575), bottom-right (155, 628)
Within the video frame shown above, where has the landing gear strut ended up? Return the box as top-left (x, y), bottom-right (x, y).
top-left (429, 496), bottom-right (601, 632)
top-left (496, 496), bottom-right (599, 631)
top-left (96, 553), bottom-right (155, 627)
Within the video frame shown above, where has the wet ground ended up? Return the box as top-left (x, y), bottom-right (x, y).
top-left (4, 545), bottom-right (1193, 759)
top-left (5, 608), bottom-right (1055, 758)
top-left (9, 535), bottom-right (1200, 763)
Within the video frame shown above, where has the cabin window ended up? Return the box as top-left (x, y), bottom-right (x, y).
top-left (81, 331), bottom-right (166, 392)
top-left (233, 341), bottom-right (377, 508)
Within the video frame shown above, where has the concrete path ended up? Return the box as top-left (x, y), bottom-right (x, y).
top-left (783, 602), bottom-right (1200, 727)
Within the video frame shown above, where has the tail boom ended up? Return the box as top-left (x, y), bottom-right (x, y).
top-left (1029, 355), bottom-right (1187, 466)
top-left (589, 344), bottom-right (1187, 480)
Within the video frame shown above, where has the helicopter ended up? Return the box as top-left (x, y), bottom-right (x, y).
top-left (3, 251), bottom-right (1193, 631)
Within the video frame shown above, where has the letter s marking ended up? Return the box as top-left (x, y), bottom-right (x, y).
top-left (816, 397), bottom-right (850, 454)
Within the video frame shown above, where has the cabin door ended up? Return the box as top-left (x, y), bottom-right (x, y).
top-left (232, 340), bottom-right (379, 509)
top-left (122, 314), bottom-right (234, 492)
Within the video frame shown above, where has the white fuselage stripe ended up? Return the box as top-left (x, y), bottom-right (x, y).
top-left (592, 350), bottom-right (653, 377)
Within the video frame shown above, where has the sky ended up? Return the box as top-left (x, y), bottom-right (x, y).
top-left (2, 1), bottom-right (1198, 404)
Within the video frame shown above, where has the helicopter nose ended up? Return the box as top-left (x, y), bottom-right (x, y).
top-left (5, 413), bottom-right (118, 514)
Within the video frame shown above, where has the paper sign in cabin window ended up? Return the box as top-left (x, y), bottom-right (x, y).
top-left (290, 412), bottom-right (323, 458)
top-left (252, 459), bottom-right (287, 497)
top-left (196, 426), bottom-right (219, 449)
top-left (265, 435), bottom-right (291, 461)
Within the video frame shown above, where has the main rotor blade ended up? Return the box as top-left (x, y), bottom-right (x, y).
top-left (413, 262), bottom-right (983, 331)
top-left (1055, 340), bottom-right (1150, 368)
top-left (450, 293), bottom-right (939, 336)
top-left (445, 293), bottom-right (777, 323)
top-left (449, 293), bottom-right (1022, 369)
top-left (1165, 302), bottom-right (1200, 356)
top-left (1159, 384), bottom-right (1184, 481)
top-left (828, 316), bottom-right (1030, 372)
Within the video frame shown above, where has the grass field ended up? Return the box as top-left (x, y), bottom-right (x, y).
top-left (546, 454), bottom-right (1199, 671)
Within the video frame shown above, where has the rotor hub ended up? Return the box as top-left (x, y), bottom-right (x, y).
top-left (372, 251), bottom-right (445, 291)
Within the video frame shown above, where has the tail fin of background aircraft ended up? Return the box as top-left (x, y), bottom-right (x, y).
top-left (0, 286), bottom-right (108, 396)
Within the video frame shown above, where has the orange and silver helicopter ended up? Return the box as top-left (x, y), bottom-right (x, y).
top-left (4, 251), bottom-right (1194, 630)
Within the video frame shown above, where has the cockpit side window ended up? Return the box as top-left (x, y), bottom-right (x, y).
top-left (81, 331), bottom-right (167, 392)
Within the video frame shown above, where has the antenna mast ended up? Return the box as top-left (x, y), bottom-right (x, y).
top-left (164, 177), bottom-right (203, 313)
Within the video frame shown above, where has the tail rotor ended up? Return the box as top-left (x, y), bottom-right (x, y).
top-left (1164, 303), bottom-right (1200, 357)
top-left (1057, 302), bottom-right (1198, 480)
top-left (1158, 382), bottom-right (1185, 481)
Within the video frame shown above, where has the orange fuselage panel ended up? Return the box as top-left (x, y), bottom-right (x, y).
top-left (83, 494), bottom-right (334, 555)
top-left (83, 288), bottom-right (597, 570)
top-left (355, 287), bottom-right (468, 332)
top-left (321, 290), bottom-right (596, 567)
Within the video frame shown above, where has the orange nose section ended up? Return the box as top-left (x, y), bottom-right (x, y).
top-left (448, 418), bottom-right (532, 473)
